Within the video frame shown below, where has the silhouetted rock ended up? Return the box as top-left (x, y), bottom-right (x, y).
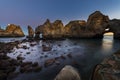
top-left (92, 50), bottom-right (120, 80)
top-left (0, 24), bottom-right (25, 37)
top-left (27, 25), bottom-right (34, 38)
top-left (108, 19), bottom-right (120, 39)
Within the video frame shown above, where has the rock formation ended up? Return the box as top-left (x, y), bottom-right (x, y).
top-left (35, 19), bottom-right (64, 39)
top-left (27, 25), bottom-right (34, 38)
top-left (86, 11), bottom-right (109, 38)
top-left (87, 11), bottom-right (109, 33)
top-left (34, 11), bottom-right (120, 39)
top-left (108, 19), bottom-right (120, 39)
top-left (54, 65), bottom-right (81, 80)
top-left (0, 24), bottom-right (25, 37)
top-left (64, 20), bottom-right (87, 38)
top-left (92, 50), bottom-right (120, 80)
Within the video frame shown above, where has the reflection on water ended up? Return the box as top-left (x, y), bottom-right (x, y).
top-left (102, 35), bottom-right (113, 53)
top-left (3, 36), bottom-right (120, 80)
top-left (0, 37), bottom-right (26, 42)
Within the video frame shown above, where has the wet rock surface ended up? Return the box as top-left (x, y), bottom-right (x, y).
top-left (92, 50), bottom-right (120, 80)
top-left (0, 40), bottom-right (42, 80)
top-left (0, 35), bottom-right (120, 80)
top-left (0, 39), bottom-right (76, 80)
top-left (0, 53), bottom-right (19, 80)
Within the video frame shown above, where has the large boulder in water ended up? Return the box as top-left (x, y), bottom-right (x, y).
top-left (0, 24), bottom-right (25, 37)
top-left (54, 65), bottom-right (81, 80)
top-left (27, 25), bottom-right (34, 38)
top-left (92, 50), bottom-right (120, 80)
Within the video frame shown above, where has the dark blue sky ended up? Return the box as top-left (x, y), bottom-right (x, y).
top-left (0, 0), bottom-right (120, 28)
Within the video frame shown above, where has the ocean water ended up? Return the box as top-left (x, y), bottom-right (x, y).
top-left (0, 37), bottom-right (26, 43)
top-left (1, 35), bottom-right (120, 80)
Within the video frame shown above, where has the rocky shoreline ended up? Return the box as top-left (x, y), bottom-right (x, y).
top-left (0, 10), bottom-right (120, 80)
top-left (0, 39), bottom-right (120, 80)
top-left (0, 40), bottom-right (42, 80)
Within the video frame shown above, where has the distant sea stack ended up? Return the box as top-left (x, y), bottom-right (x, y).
top-left (27, 25), bottom-right (34, 38)
top-left (35, 11), bottom-right (120, 39)
top-left (0, 24), bottom-right (25, 37)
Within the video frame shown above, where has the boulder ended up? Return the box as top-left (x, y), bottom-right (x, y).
top-left (27, 25), bottom-right (34, 38)
top-left (54, 65), bottom-right (81, 80)
top-left (42, 45), bottom-right (52, 52)
top-left (92, 50), bottom-right (120, 80)
top-left (44, 59), bottom-right (55, 67)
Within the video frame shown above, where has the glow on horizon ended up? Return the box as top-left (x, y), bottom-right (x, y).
top-left (0, 0), bottom-right (120, 27)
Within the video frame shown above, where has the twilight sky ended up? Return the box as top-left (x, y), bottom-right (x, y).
top-left (0, 0), bottom-right (120, 29)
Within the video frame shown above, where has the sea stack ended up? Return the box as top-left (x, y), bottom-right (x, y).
top-left (27, 25), bottom-right (34, 38)
top-left (0, 24), bottom-right (25, 37)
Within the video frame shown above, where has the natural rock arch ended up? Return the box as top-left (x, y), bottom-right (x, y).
top-left (34, 11), bottom-right (120, 39)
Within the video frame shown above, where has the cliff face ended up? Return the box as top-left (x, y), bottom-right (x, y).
top-left (0, 24), bottom-right (25, 37)
top-left (64, 20), bottom-right (87, 38)
top-left (87, 11), bottom-right (109, 33)
top-left (34, 11), bottom-right (120, 39)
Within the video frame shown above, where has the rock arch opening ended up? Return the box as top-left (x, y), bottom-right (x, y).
top-left (103, 31), bottom-right (114, 40)
top-left (104, 27), bottom-right (114, 38)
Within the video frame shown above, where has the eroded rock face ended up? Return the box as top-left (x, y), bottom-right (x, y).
top-left (0, 24), bottom-right (25, 37)
top-left (87, 11), bottom-right (109, 34)
top-left (35, 19), bottom-right (64, 39)
top-left (64, 20), bottom-right (88, 38)
top-left (92, 50), bottom-right (120, 80)
top-left (34, 11), bottom-right (120, 39)
top-left (28, 25), bottom-right (34, 38)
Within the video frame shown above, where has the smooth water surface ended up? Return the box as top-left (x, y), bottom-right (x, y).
top-left (1, 36), bottom-right (120, 80)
